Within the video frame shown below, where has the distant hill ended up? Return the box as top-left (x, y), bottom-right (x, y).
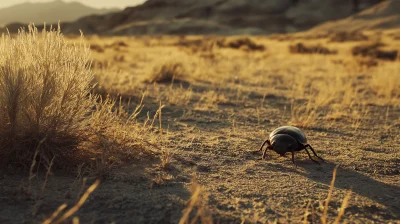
top-left (59, 0), bottom-right (383, 35)
top-left (3, 0), bottom-right (392, 35)
top-left (311, 0), bottom-right (400, 32)
top-left (0, 0), bottom-right (119, 25)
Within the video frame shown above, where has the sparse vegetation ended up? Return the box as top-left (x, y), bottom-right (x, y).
top-left (146, 61), bottom-right (187, 83)
top-left (289, 42), bottom-right (337, 54)
top-left (43, 179), bottom-right (100, 224)
top-left (290, 100), bottom-right (319, 128)
top-left (1, 29), bottom-right (399, 223)
top-left (329, 31), bottom-right (368, 42)
top-left (222, 37), bottom-right (265, 51)
top-left (0, 25), bottom-right (155, 172)
top-left (179, 178), bottom-right (212, 224)
top-left (89, 44), bottom-right (104, 53)
top-left (105, 40), bottom-right (128, 48)
top-left (352, 42), bottom-right (399, 61)
top-left (0, 25), bottom-right (96, 168)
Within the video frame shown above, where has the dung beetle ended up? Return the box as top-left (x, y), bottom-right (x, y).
top-left (258, 126), bottom-right (324, 165)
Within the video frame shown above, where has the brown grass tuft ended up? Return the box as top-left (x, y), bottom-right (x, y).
top-left (352, 42), bottom-right (398, 61)
top-left (302, 167), bottom-right (353, 224)
top-left (179, 177), bottom-right (213, 224)
top-left (0, 25), bottom-right (151, 171)
top-left (223, 37), bottom-right (265, 51)
top-left (289, 42), bottom-right (337, 54)
top-left (89, 44), bottom-right (104, 53)
top-left (43, 179), bottom-right (100, 224)
top-left (290, 100), bottom-right (319, 128)
top-left (146, 62), bottom-right (187, 83)
top-left (0, 24), bottom-right (95, 168)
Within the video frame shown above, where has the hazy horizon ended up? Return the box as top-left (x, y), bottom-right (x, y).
top-left (0, 0), bottom-right (146, 9)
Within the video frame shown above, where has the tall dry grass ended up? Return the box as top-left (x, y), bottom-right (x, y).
top-left (300, 166), bottom-right (353, 224)
top-left (0, 25), bottom-right (152, 170)
top-left (43, 179), bottom-right (100, 224)
top-left (370, 62), bottom-right (400, 104)
top-left (179, 178), bottom-right (213, 224)
top-left (146, 61), bottom-right (187, 83)
top-left (0, 25), bottom-right (95, 167)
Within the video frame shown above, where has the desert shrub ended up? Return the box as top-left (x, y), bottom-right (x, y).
top-left (179, 178), bottom-right (213, 224)
top-left (175, 37), bottom-right (224, 54)
top-left (289, 43), bottom-right (337, 55)
top-left (357, 58), bottom-right (379, 68)
top-left (175, 37), bottom-right (265, 52)
top-left (222, 37), bottom-right (265, 51)
top-left (290, 100), bottom-right (319, 128)
top-left (388, 31), bottom-right (400, 40)
top-left (369, 62), bottom-right (400, 102)
top-left (146, 62), bottom-right (186, 83)
top-left (329, 31), bottom-right (368, 42)
top-left (90, 44), bottom-right (104, 53)
top-left (352, 43), bottom-right (398, 61)
top-left (113, 54), bottom-right (125, 62)
top-left (0, 25), bottom-right (97, 168)
top-left (105, 41), bottom-right (128, 48)
top-left (90, 59), bottom-right (111, 69)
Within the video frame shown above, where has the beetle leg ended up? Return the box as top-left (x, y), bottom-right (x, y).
top-left (306, 144), bottom-right (325, 162)
top-left (304, 148), bottom-right (320, 164)
top-left (291, 149), bottom-right (297, 167)
top-left (257, 139), bottom-right (270, 153)
top-left (262, 147), bottom-right (269, 160)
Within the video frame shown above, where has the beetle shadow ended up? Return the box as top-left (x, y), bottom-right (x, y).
top-left (292, 161), bottom-right (400, 219)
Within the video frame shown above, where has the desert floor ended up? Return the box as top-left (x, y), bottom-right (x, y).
top-left (1, 31), bottom-right (400, 223)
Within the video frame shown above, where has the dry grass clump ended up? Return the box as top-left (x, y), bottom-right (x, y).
top-left (222, 37), bottom-right (265, 51)
top-left (175, 37), bottom-right (265, 52)
top-left (0, 25), bottom-right (149, 170)
top-left (89, 44), bottom-right (104, 53)
top-left (369, 62), bottom-right (400, 103)
top-left (303, 167), bottom-right (352, 224)
top-left (289, 43), bottom-right (337, 55)
top-left (146, 62), bottom-right (187, 83)
top-left (329, 31), bottom-right (368, 42)
top-left (43, 179), bottom-right (100, 224)
top-left (105, 40), bottom-right (128, 48)
top-left (90, 59), bottom-right (112, 70)
top-left (195, 90), bottom-right (229, 111)
top-left (179, 178), bottom-right (213, 224)
top-left (84, 97), bottom-right (150, 175)
top-left (113, 54), bottom-right (125, 62)
top-left (0, 25), bottom-right (96, 168)
top-left (290, 100), bottom-right (319, 128)
top-left (357, 58), bottom-right (379, 68)
top-left (91, 69), bottom-right (139, 100)
top-left (175, 37), bottom-right (222, 54)
top-left (161, 85), bottom-right (193, 107)
top-left (352, 42), bottom-right (398, 61)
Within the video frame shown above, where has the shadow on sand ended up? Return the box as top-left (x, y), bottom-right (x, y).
top-left (292, 162), bottom-right (400, 220)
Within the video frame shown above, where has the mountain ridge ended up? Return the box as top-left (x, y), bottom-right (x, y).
top-left (311, 0), bottom-right (400, 32)
top-left (0, 0), bottom-right (119, 25)
top-left (3, 0), bottom-right (399, 35)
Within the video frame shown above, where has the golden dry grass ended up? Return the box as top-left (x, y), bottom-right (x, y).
top-left (1, 29), bottom-right (399, 223)
top-left (0, 25), bottom-right (95, 167)
top-left (0, 25), bottom-right (161, 171)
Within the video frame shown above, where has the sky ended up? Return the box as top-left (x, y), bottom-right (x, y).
top-left (0, 0), bottom-right (146, 9)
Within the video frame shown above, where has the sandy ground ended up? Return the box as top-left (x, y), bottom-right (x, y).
top-left (0, 33), bottom-right (400, 223)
